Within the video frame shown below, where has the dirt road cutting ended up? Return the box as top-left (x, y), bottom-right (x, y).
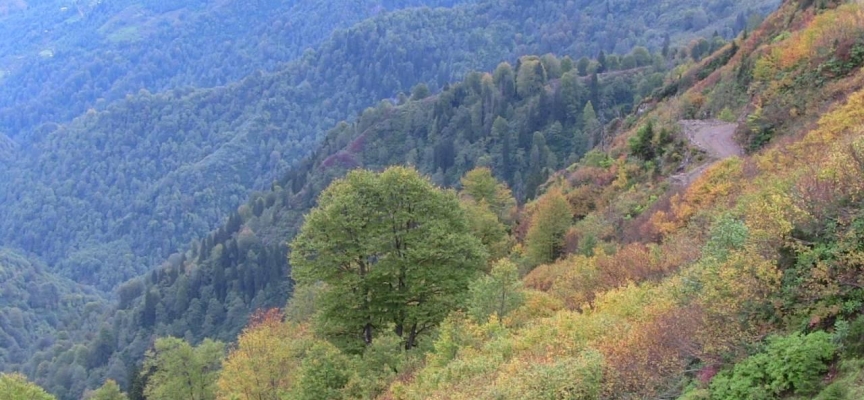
top-left (671, 120), bottom-right (742, 186)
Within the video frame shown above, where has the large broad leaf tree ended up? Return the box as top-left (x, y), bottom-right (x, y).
top-left (290, 166), bottom-right (487, 352)
top-left (0, 373), bottom-right (55, 400)
top-left (142, 337), bottom-right (224, 400)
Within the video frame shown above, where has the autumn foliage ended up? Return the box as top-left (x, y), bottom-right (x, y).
top-left (217, 309), bottom-right (312, 400)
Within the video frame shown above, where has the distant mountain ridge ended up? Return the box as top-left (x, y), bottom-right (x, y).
top-left (0, 0), bottom-right (477, 138)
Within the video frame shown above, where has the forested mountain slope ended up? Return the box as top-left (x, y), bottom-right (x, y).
top-left (82, 0), bottom-right (864, 399)
top-left (0, 0), bottom-right (795, 398)
top-left (0, 0), bottom-right (778, 292)
top-left (0, 0), bottom-right (474, 137)
top-left (16, 48), bottom-right (676, 399)
top-left (384, 1), bottom-right (864, 398)
top-left (0, 249), bottom-right (108, 398)
top-left (0, 0), bottom-right (779, 139)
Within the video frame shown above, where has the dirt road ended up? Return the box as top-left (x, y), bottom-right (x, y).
top-left (680, 120), bottom-right (742, 158)
top-left (671, 120), bottom-right (742, 185)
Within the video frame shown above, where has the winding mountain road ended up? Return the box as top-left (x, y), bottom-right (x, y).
top-left (671, 119), bottom-right (742, 186)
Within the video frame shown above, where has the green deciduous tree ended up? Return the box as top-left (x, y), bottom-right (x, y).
top-left (525, 187), bottom-right (572, 266)
top-left (410, 83), bottom-right (430, 101)
top-left (493, 62), bottom-right (517, 99)
top-left (460, 167), bottom-right (517, 224)
top-left (285, 283), bottom-right (323, 324)
top-left (291, 342), bottom-right (353, 400)
top-left (576, 56), bottom-right (591, 76)
top-left (583, 101), bottom-right (601, 149)
top-left (86, 380), bottom-right (127, 400)
top-left (461, 199), bottom-right (511, 262)
top-left (290, 167), bottom-right (487, 352)
top-left (0, 373), bottom-right (55, 400)
top-left (516, 56), bottom-right (548, 99)
top-left (467, 259), bottom-right (525, 323)
top-left (142, 337), bottom-right (224, 400)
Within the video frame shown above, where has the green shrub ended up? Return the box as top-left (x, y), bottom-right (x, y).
top-left (838, 316), bottom-right (864, 358)
top-left (629, 122), bottom-right (656, 161)
top-left (709, 331), bottom-right (836, 399)
top-left (678, 387), bottom-right (711, 400)
top-left (814, 382), bottom-right (849, 400)
top-left (813, 358), bottom-right (864, 400)
top-left (718, 107), bottom-right (736, 122)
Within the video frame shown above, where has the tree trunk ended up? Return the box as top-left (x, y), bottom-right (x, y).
top-left (364, 323), bottom-right (373, 345)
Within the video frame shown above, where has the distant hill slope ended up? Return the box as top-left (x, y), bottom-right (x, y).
top-left (0, 0), bottom-right (475, 137)
top-left (27, 0), bottom-right (863, 399)
top-left (0, 249), bottom-right (107, 397)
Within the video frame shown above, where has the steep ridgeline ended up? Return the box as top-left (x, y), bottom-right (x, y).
top-left (0, 0), bottom-right (778, 292)
top-left (28, 52), bottom-right (667, 399)
top-left (0, 0), bottom-right (475, 137)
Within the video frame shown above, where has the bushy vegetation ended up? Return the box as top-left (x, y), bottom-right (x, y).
top-left (709, 332), bottom-right (836, 399)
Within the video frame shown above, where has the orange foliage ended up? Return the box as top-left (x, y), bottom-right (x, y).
top-left (523, 262), bottom-right (566, 292)
top-left (622, 187), bottom-right (684, 244)
top-left (598, 305), bottom-right (703, 398)
top-left (648, 158), bottom-right (743, 237)
top-left (567, 166), bottom-right (616, 187)
top-left (595, 243), bottom-right (656, 288)
top-left (652, 228), bottom-right (704, 272)
top-left (755, 4), bottom-right (864, 82)
top-left (566, 186), bottom-right (600, 219)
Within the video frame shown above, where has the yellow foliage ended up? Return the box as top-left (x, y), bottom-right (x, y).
top-left (741, 181), bottom-right (805, 246)
top-left (385, 11), bottom-right (864, 399)
top-left (547, 255), bottom-right (600, 310)
top-left (684, 248), bottom-right (782, 354)
top-left (505, 289), bottom-right (564, 327)
top-left (217, 312), bottom-right (313, 400)
top-left (592, 281), bottom-right (677, 324)
top-left (754, 4), bottom-right (864, 81)
top-left (597, 305), bottom-right (701, 397)
top-left (651, 158), bottom-right (743, 236)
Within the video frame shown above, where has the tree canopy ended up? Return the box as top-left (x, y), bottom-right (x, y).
top-left (0, 373), bottom-right (56, 400)
top-left (142, 337), bottom-right (224, 400)
top-left (290, 166), bottom-right (487, 352)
